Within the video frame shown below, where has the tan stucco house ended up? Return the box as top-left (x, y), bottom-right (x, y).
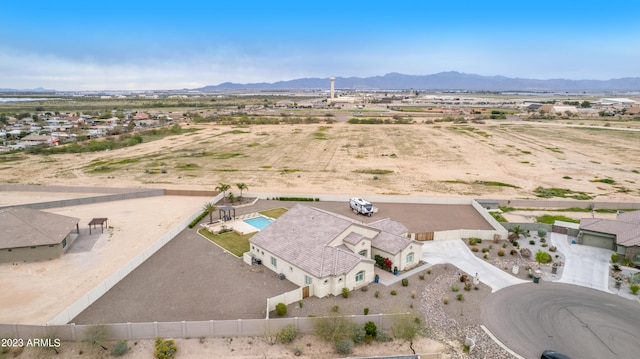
top-left (578, 210), bottom-right (640, 264)
top-left (0, 207), bottom-right (80, 263)
top-left (249, 205), bottom-right (423, 298)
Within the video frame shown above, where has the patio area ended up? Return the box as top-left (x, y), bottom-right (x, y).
top-left (202, 212), bottom-right (274, 235)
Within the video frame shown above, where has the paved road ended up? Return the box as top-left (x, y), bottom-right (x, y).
top-left (550, 232), bottom-right (612, 292)
top-left (482, 282), bottom-right (640, 359)
top-left (421, 239), bottom-right (526, 292)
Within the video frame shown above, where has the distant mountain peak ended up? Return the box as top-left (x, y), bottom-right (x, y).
top-left (197, 72), bottom-right (640, 92)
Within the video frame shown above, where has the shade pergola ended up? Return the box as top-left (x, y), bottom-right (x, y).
top-left (88, 218), bottom-right (108, 234)
top-left (219, 206), bottom-right (236, 222)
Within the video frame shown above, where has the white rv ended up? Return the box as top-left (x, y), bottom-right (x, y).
top-left (349, 197), bottom-right (374, 216)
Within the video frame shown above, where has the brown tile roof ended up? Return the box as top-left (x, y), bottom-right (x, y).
top-left (0, 207), bottom-right (79, 249)
top-left (580, 210), bottom-right (640, 246)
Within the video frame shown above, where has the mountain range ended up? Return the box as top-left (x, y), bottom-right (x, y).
top-left (197, 72), bottom-right (640, 92)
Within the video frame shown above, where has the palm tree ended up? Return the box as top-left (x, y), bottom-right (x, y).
top-left (509, 225), bottom-right (524, 243)
top-left (236, 183), bottom-right (248, 198)
top-left (215, 183), bottom-right (231, 201)
top-left (203, 202), bottom-right (217, 224)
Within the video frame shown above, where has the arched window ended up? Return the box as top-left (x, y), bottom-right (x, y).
top-left (355, 270), bottom-right (365, 283)
top-left (359, 249), bottom-right (367, 257)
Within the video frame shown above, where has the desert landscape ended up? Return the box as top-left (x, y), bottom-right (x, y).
top-left (2, 119), bottom-right (640, 202)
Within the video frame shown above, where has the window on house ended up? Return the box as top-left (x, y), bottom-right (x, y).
top-left (355, 271), bottom-right (365, 283)
top-left (406, 252), bottom-right (414, 264)
top-left (358, 249), bottom-right (367, 257)
top-left (62, 238), bottom-right (67, 248)
top-left (271, 257), bottom-right (277, 267)
top-left (324, 279), bottom-right (329, 284)
top-left (7, 249), bottom-right (12, 252)
top-left (289, 266), bottom-right (293, 272)
top-left (305, 275), bottom-right (312, 285)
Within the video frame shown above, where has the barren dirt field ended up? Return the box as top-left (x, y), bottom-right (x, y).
top-left (2, 121), bottom-right (640, 202)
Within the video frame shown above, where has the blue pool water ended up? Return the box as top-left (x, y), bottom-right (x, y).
top-left (244, 216), bottom-right (273, 230)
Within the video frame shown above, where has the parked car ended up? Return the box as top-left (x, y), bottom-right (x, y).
top-left (541, 350), bottom-right (571, 359)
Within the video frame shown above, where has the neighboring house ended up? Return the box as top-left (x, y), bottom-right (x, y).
top-left (578, 210), bottom-right (640, 264)
top-left (248, 205), bottom-right (423, 298)
top-left (0, 207), bottom-right (80, 263)
top-left (19, 134), bottom-right (58, 146)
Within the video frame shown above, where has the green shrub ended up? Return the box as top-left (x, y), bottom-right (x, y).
top-left (451, 284), bottom-right (459, 292)
top-left (188, 211), bottom-right (208, 228)
top-left (401, 278), bottom-right (409, 286)
top-left (335, 338), bottom-right (354, 354)
top-left (374, 291), bottom-right (379, 298)
top-left (364, 321), bottom-right (377, 338)
top-left (418, 273), bottom-right (425, 280)
top-left (331, 305), bottom-right (339, 313)
top-left (364, 307), bottom-right (369, 315)
top-left (390, 290), bottom-right (397, 296)
top-left (154, 338), bottom-right (177, 359)
top-left (276, 197), bottom-right (316, 201)
top-left (497, 250), bottom-right (505, 256)
top-left (456, 294), bottom-right (464, 301)
top-left (471, 246), bottom-right (479, 252)
top-left (111, 340), bottom-right (128, 356)
top-left (275, 303), bottom-right (287, 316)
top-left (510, 249), bottom-right (518, 256)
top-left (538, 228), bottom-right (547, 238)
top-left (277, 325), bottom-right (298, 344)
top-left (611, 253), bottom-right (619, 263)
top-left (469, 237), bottom-right (482, 245)
top-left (529, 240), bottom-right (535, 245)
top-left (443, 297), bottom-right (449, 304)
top-left (483, 253), bottom-right (489, 259)
top-left (535, 249), bottom-right (552, 264)
top-left (342, 287), bottom-right (350, 298)
top-left (630, 284), bottom-right (640, 295)
top-left (502, 242), bottom-right (508, 248)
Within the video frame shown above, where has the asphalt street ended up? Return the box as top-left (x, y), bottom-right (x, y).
top-left (481, 282), bottom-right (640, 359)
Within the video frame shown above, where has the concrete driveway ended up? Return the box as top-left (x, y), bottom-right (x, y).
top-left (550, 232), bottom-right (612, 292)
top-left (421, 239), bottom-right (527, 292)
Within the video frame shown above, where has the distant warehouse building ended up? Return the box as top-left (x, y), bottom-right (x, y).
top-left (0, 207), bottom-right (80, 263)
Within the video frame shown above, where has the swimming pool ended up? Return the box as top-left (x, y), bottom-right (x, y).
top-left (243, 216), bottom-right (273, 231)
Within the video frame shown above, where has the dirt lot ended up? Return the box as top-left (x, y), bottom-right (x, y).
top-left (2, 121), bottom-right (639, 202)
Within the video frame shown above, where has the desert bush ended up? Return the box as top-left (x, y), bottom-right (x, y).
top-left (335, 338), bottom-right (354, 354)
top-left (351, 325), bottom-right (366, 344)
top-left (411, 290), bottom-right (417, 298)
top-left (276, 303), bottom-right (287, 316)
top-left (538, 228), bottom-right (547, 238)
top-left (529, 240), bottom-right (535, 245)
top-left (482, 247), bottom-right (490, 253)
top-left (154, 338), bottom-right (177, 359)
top-left (468, 237), bottom-right (479, 245)
top-left (464, 282), bottom-right (472, 291)
top-left (535, 249), bottom-right (552, 264)
top-left (376, 330), bottom-right (392, 342)
top-left (402, 278), bottom-right (409, 286)
top-left (451, 284), bottom-right (459, 292)
top-left (390, 290), bottom-right (397, 296)
top-left (611, 253), bottom-right (619, 263)
top-left (84, 324), bottom-right (109, 350)
top-left (630, 284), bottom-right (640, 295)
top-left (459, 274), bottom-right (468, 282)
top-left (342, 287), bottom-right (349, 298)
top-left (427, 268), bottom-right (432, 275)
top-left (331, 305), bottom-right (339, 313)
top-left (418, 273), bottom-right (425, 280)
top-left (502, 242), bottom-right (508, 248)
top-left (364, 307), bottom-right (369, 315)
top-left (277, 325), bottom-right (298, 344)
top-left (443, 297), bottom-right (449, 304)
top-left (483, 253), bottom-right (489, 259)
top-left (549, 246), bottom-right (557, 252)
top-left (520, 248), bottom-right (532, 258)
top-left (510, 249), bottom-right (518, 256)
top-left (111, 340), bottom-right (128, 356)
top-left (314, 315), bottom-right (352, 343)
top-left (541, 243), bottom-right (548, 247)
top-left (374, 291), bottom-right (379, 298)
top-left (364, 321), bottom-right (377, 338)
top-left (471, 246), bottom-right (479, 252)
top-left (497, 250), bottom-right (505, 256)
top-left (456, 294), bottom-right (464, 301)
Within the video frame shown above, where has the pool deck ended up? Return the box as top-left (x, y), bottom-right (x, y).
top-left (202, 212), bottom-right (273, 235)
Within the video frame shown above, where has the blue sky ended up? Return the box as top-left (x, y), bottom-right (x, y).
top-left (1, 1), bottom-right (639, 91)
